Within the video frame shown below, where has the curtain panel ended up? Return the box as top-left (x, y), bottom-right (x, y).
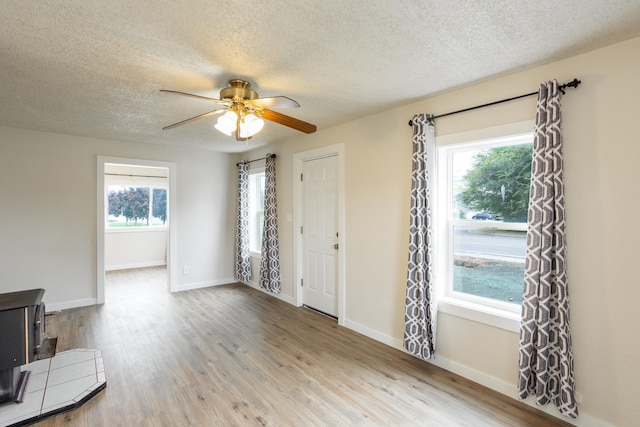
top-left (259, 154), bottom-right (281, 293)
top-left (518, 80), bottom-right (578, 418)
top-left (235, 161), bottom-right (252, 282)
top-left (403, 114), bottom-right (437, 360)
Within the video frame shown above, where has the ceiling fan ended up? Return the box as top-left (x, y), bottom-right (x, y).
top-left (161, 79), bottom-right (317, 141)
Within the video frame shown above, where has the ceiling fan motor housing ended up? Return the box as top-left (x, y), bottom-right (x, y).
top-left (220, 79), bottom-right (258, 101)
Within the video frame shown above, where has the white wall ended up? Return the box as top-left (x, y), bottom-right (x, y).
top-left (105, 229), bottom-right (167, 271)
top-left (244, 37), bottom-right (640, 426)
top-left (0, 127), bottom-right (237, 306)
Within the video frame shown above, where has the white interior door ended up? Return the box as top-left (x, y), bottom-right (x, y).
top-left (302, 155), bottom-right (339, 316)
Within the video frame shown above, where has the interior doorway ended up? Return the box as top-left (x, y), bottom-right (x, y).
top-left (96, 156), bottom-right (177, 304)
top-left (293, 144), bottom-right (345, 325)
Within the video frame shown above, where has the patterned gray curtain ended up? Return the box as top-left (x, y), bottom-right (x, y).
top-left (518, 80), bottom-right (577, 418)
top-left (235, 161), bottom-right (252, 282)
top-left (259, 154), bottom-right (281, 293)
top-left (403, 114), bottom-right (437, 360)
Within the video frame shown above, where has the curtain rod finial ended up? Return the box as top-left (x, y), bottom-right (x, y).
top-left (564, 78), bottom-right (581, 89)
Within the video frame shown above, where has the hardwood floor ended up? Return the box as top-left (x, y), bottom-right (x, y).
top-left (35, 267), bottom-right (570, 426)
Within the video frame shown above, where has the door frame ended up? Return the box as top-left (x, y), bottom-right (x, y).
top-left (96, 156), bottom-right (178, 304)
top-left (293, 144), bottom-right (345, 325)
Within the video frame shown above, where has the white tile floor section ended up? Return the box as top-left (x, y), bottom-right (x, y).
top-left (0, 349), bottom-right (106, 427)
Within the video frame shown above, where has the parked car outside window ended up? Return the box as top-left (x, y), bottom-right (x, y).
top-left (471, 212), bottom-right (496, 220)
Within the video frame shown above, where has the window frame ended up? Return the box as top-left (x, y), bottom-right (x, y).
top-left (435, 131), bottom-right (533, 332)
top-left (105, 175), bottom-right (169, 231)
top-left (248, 167), bottom-right (266, 257)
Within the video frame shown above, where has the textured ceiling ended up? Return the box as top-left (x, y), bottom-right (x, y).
top-left (1, 1), bottom-right (639, 153)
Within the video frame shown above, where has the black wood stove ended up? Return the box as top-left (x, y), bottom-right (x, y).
top-left (0, 288), bottom-right (57, 404)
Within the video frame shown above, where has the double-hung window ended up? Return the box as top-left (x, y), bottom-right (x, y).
top-left (435, 133), bottom-right (533, 331)
top-left (248, 169), bottom-right (266, 256)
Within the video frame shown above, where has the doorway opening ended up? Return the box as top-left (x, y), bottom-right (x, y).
top-left (97, 157), bottom-right (177, 304)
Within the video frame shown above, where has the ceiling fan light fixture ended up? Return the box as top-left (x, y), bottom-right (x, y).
top-left (214, 111), bottom-right (238, 136)
top-left (239, 113), bottom-right (264, 138)
top-left (162, 78), bottom-right (316, 137)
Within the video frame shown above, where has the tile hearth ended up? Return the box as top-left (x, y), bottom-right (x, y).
top-left (0, 349), bottom-right (106, 427)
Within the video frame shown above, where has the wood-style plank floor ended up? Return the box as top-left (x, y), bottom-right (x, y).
top-left (35, 267), bottom-right (570, 426)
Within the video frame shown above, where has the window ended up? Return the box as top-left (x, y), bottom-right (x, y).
top-left (248, 170), bottom-right (266, 255)
top-left (107, 185), bottom-right (167, 228)
top-left (436, 133), bottom-right (532, 327)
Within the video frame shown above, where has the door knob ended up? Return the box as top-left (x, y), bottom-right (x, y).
top-left (334, 243), bottom-right (339, 250)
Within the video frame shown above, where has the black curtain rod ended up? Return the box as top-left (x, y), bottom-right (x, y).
top-left (105, 173), bottom-right (167, 179)
top-left (237, 153), bottom-right (276, 166)
top-left (408, 78), bottom-right (581, 126)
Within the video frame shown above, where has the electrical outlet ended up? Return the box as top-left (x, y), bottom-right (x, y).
top-left (183, 266), bottom-right (190, 275)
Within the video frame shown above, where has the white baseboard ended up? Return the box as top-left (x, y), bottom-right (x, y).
top-left (105, 261), bottom-right (166, 271)
top-left (175, 277), bottom-right (236, 292)
top-left (46, 298), bottom-right (97, 312)
top-left (343, 317), bottom-right (402, 348)
top-left (242, 281), bottom-right (295, 305)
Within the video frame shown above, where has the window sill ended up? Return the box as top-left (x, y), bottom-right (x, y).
top-left (438, 297), bottom-right (520, 333)
top-left (250, 251), bottom-right (262, 259)
top-left (105, 227), bottom-right (167, 234)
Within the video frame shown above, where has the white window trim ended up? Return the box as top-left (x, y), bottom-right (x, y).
top-left (248, 167), bottom-right (265, 258)
top-left (438, 298), bottom-right (521, 332)
top-left (434, 121), bottom-right (534, 333)
top-left (105, 185), bottom-right (168, 231)
top-left (105, 226), bottom-right (167, 234)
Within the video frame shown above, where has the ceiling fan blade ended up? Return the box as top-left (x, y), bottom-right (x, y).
top-left (250, 96), bottom-right (300, 109)
top-left (261, 109), bottom-right (317, 134)
top-left (160, 89), bottom-right (230, 106)
top-left (162, 109), bottom-right (225, 130)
